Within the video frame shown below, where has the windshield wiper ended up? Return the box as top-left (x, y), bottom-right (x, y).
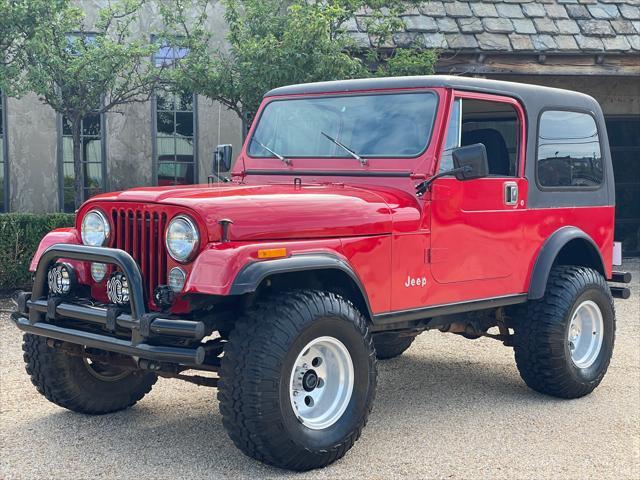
top-left (321, 131), bottom-right (367, 166)
top-left (251, 138), bottom-right (291, 166)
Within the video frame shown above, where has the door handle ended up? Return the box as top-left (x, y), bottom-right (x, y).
top-left (504, 182), bottom-right (518, 206)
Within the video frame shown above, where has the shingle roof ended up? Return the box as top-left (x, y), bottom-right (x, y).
top-left (351, 0), bottom-right (640, 53)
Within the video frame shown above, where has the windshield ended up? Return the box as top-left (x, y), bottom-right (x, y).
top-left (248, 92), bottom-right (438, 159)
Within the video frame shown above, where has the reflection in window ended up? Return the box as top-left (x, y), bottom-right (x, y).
top-left (0, 91), bottom-right (6, 211)
top-left (249, 93), bottom-right (438, 159)
top-left (60, 113), bottom-right (105, 212)
top-left (154, 43), bottom-right (196, 185)
top-left (65, 32), bottom-right (97, 53)
top-left (537, 111), bottom-right (603, 188)
top-left (154, 45), bottom-right (190, 67)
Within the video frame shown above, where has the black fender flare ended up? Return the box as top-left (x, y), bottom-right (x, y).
top-left (229, 253), bottom-right (373, 316)
top-left (528, 226), bottom-right (606, 300)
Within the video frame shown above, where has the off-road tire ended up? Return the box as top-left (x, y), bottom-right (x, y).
top-left (23, 334), bottom-right (157, 414)
top-left (218, 290), bottom-right (377, 471)
top-left (373, 332), bottom-right (416, 360)
top-left (514, 265), bottom-right (615, 399)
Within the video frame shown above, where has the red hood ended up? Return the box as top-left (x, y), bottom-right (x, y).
top-left (87, 182), bottom-right (421, 242)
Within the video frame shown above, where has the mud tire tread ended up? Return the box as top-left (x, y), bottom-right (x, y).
top-left (218, 290), bottom-right (376, 471)
top-left (373, 333), bottom-right (415, 360)
top-left (514, 265), bottom-right (615, 399)
top-left (23, 334), bottom-right (157, 414)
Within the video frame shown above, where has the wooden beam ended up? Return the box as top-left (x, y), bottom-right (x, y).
top-left (436, 54), bottom-right (640, 77)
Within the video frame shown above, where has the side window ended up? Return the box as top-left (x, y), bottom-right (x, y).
top-left (440, 97), bottom-right (519, 176)
top-left (439, 99), bottom-right (461, 172)
top-left (537, 111), bottom-right (603, 188)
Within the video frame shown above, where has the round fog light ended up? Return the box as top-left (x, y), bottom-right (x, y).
top-left (91, 263), bottom-right (108, 282)
top-left (47, 263), bottom-right (75, 296)
top-left (168, 267), bottom-right (186, 293)
top-left (107, 272), bottom-right (130, 305)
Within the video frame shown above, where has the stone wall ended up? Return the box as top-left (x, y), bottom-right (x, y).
top-left (6, 94), bottom-right (59, 213)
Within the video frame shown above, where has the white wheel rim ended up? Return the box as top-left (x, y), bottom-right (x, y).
top-left (289, 336), bottom-right (354, 430)
top-left (568, 300), bottom-right (604, 369)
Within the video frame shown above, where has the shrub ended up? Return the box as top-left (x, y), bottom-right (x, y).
top-left (0, 213), bottom-right (75, 291)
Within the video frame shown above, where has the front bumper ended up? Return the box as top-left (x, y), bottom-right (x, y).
top-left (10, 244), bottom-right (205, 365)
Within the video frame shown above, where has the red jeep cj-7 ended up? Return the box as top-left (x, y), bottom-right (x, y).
top-left (11, 76), bottom-right (633, 471)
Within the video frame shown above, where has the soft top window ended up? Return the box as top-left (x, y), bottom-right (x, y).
top-left (537, 111), bottom-right (603, 188)
top-left (248, 92), bottom-right (437, 159)
top-left (440, 97), bottom-right (519, 177)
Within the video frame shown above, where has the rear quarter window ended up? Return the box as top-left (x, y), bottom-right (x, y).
top-left (537, 110), bottom-right (603, 188)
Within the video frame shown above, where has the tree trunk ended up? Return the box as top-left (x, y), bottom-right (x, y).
top-left (71, 117), bottom-right (84, 210)
top-left (241, 111), bottom-right (253, 141)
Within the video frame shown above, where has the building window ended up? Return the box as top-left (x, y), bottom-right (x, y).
top-left (59, 112), bottom-right (106, 212)
top-left (0, 91), bottom-right (7, 212)
top-left (58, 32), bottom-right (105, 212)
top-left (537, 110), bottom-right (603, 188)
top-left (153, 42), bottom-right (196, 185)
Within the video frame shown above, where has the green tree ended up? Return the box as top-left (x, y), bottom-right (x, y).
top-left (1, 0), bottom-right (68, 92)
top-left (0, 0), bottom-right (22, 90)
top-left (159, 0), bottom-right (437, 126)
top-left (3, 0), bottom-right (164, 209)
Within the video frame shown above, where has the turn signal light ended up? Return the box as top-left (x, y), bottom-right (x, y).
top-left (257, 248), bottom-right (287, 259)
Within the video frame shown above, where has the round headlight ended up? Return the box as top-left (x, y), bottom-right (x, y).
top-left (165, 215), bottom-right (199, 262)
top-left (81, 210), bottom-right (110, 246)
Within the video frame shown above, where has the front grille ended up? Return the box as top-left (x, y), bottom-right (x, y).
top-left (110, 208), bottom-right (167, 306)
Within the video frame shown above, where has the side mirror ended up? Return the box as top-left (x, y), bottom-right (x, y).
top-left (213, 144), bottom-right (233, 173)
top-left (452, 143), bottom-right (489, 181)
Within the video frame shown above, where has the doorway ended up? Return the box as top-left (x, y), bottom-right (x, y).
top-left (605, 116), bottom-right (640, 256)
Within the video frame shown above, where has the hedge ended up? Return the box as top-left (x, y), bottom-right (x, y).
top-left (0, 213), bottom-right (75, 290)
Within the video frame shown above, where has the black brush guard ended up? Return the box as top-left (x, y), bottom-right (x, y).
top-left (10, 244), bottom-right (206, 365)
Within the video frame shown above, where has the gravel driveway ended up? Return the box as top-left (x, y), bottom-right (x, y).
top-left (1, 261), bottom-right (638, 479)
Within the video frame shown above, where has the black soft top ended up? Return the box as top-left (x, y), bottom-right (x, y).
top-left (265, 75), bottom-right (599, 112)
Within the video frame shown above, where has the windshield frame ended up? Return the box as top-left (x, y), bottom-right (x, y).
top-left (245, 89), bottom-right (440, 161)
